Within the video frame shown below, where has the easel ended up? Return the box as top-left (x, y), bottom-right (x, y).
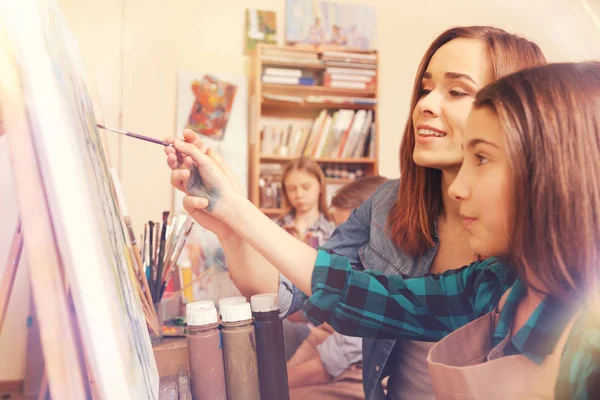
top-left (0, 220), bottom-right (94, 400)
top-left (0, 33), bottom-right (92, 398)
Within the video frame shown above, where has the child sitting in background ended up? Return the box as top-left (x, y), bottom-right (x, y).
top-left (287, 176), bottom-right (388, 400)
top-left (276, 157), bottom-right (336, 359)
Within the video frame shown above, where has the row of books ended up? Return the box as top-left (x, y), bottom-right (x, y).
top-left (260, 109), bottom-right (375, 159)
top-left (322, 164), bottom-right (366, 180)
top-left (261, 66), bottom-right (376, 90)
top-left (259, 48), bottom-right (377, 70)
top-left (262, 67), bottom-right (316, 86)
top-left (321, 51), bottom-right (377, 70)
top-left (261, 47), bottom-right (322, 66)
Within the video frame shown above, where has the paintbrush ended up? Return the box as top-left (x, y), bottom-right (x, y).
top-left (159, 219), bottom-right (195, 300)
top-left (155, 211), bottom-right (169, 297)
top-left (123, 216), bottom-right (155, 308)
top-left (148, 221), bottom-right (155, 300)
top-left (97, 124), bottom-right (173, 147)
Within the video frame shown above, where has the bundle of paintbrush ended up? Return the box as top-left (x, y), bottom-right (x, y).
top-left (142, 212), bottom-right (195, 304)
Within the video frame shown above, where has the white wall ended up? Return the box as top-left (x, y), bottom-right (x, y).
top-left (1, 0), bottom-right (598, 380)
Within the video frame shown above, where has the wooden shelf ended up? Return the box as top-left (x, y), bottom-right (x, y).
top-left (249, 44), bottom-right (379, 206)
top-left (260, 59), bottom-right (327, 70)
top-left (261, 99), bottom-right (376, 110)
top-left (259, 43), bottom-right (378, 56)
top-left (263, 83), bottom-right (376, 97)
top-left (260, 155), bottom-right (376, 164)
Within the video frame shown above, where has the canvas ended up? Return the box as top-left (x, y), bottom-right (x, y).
top-left (175, 72), bottom-right (248, 304)
top-left (245, 9), bottom-right (278, 54)
top-left (285, 0), bottom-right (376, 50)
top-left (0, 0), bottom-right (158, 398)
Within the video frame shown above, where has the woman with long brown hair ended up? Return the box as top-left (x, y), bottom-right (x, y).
top-left (166, 26), bottom-right (546, 399)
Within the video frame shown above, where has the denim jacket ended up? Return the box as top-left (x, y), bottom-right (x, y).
top-left (278, 179), bottom-right (439, 400)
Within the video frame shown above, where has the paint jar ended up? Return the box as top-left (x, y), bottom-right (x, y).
top-left (150, 301), bottom-right (164, 346)
top-left (179, 260), bottom-right (194, 303)
top-left (218, 296), bottom-right (246, 319)
top-left (221, 301), bottom-right (260, 400)
top-left (251, 293), bottom-right (289, 400)
top-left (186, 300), bottom-right (226, 400)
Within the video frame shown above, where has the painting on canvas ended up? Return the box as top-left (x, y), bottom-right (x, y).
top-left (0, 0), bottom-right (158, 398)
top-left (176, 72), bottom-right (248, 304)
top-left (285, 0), bottom-right (376, 50)
top-left (245, 9), bottom-right (277, 54)
top-left (184, 75), bottom-right (238, 141)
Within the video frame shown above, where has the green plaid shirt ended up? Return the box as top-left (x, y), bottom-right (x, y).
top-left (304, 248), bottom-right (599, 399)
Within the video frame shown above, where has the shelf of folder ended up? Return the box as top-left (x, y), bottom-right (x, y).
top-left (260, 155), bottom-right (376, 164)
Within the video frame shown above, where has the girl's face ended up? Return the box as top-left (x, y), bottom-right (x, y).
top-left (448, 107), bottom-right (513, 258)
top-left (284, 170), bottom-right (321, 214)
top-left (412, 38), bottom-right (494, 171)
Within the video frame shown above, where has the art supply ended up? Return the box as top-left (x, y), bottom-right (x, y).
top-left (96, 124), bottom-right (173, 147)
top-left (186, 301), bottom-right (226, 400)
top-left (155, 211), bottom-right (169, 296)
top-left (217, 296), bottom-right (246, 319)
top-left (179, 260), bottom-right (194, 303)
top-left (220, 301), bottom-right (260, 400)
top-left (251, 293), bottom-right (289, 400)
top-left (148, 221), bottom-right (155, 298)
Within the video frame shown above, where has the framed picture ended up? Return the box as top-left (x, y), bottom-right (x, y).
top-left (245, 9), bottom-right (277, 54)
top-left (285, 0), bottom-right (377, 50)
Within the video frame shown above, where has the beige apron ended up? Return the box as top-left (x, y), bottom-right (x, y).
top-left (427, 291), bottom-right (577, 400)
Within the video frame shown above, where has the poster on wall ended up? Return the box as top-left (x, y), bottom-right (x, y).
top-left (245, 9), bottom-right (277, 54)
top-left (285, 0), bottom-right (376, 50)
top-left (0, 0), bottom-right (158, 398)
top-left (175, 72), bottom-right (248, 303)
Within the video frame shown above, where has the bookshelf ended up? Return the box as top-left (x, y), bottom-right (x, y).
top-left (249, 44), bottom-right (379, 215)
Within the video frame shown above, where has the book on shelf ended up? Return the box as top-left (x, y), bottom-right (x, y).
top-left (261, 47), bottom-right (324, 66)
top-left (262, 66), bottom-right (316, 86)
top-left (259, 109), bottom-right (374, 159)
top-left (262, 75), bottom-right (315, 85)
top-left (323, 67), bottom-right (376, 90)
top-left (259, 164), bottom-right (284, 210)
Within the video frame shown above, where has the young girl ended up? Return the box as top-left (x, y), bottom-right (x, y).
top-left (275, 157), bottom-right (335, 359)
top-left (276, 157), bottom-right (334, 248)
top-left (166, 26), bottom-right (547, 399)
top-left (173, 62), bottom-right (600, 398)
